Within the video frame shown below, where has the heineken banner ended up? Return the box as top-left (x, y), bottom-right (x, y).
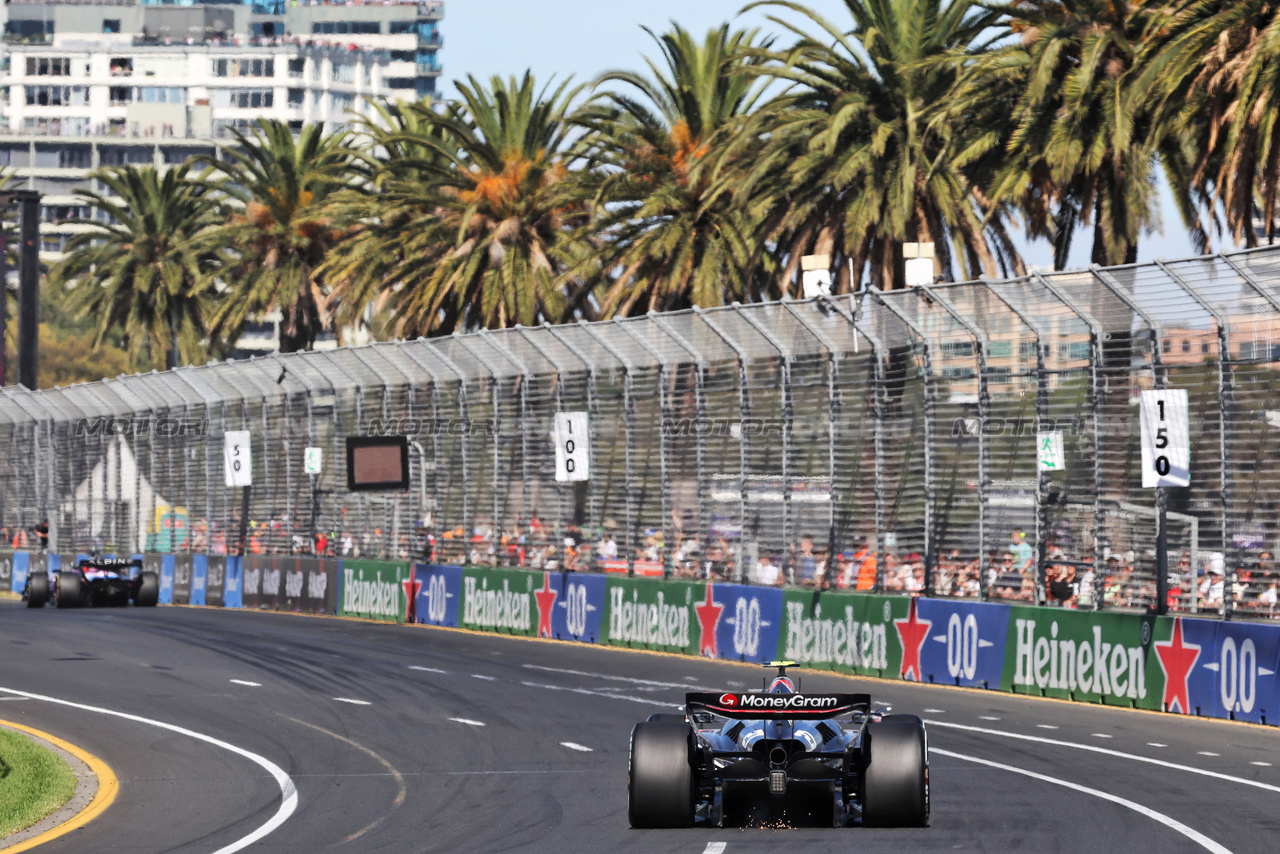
top-left (1162, 616), bottom-right (1280, 724)
top-left (241, 555), bottom-right (263, 610)
top-left (414, 564), bottom-right (463, 627)
top-left (692, 582), bottom-right (784, 663)
top-left (1003, 606), bottom-right (1158, 709)
top-left (223, 556), bottom-right (243, 609)
top-left (172, 554), bottom-right (193, 605)
top-left (603, 575), bottom-right (700, 655)
top-left (204, 555), bottom-right (226, 608)
top-left (339, 559), bottom-right (410, 623)
top-left (190, 556), bottom-right (207, 606)
top-left (913, 598), bottom-right (1012, 689)
top-left (158, 554), bottom-right (175, 605)
top-left (778, 588), bottom-right (906, 678)
top-left (550, 572), bottom-right (606, 643)
top-left (458, 566), bottom-right (540, 636)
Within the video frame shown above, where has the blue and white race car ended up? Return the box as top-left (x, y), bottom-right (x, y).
top-left (628, 662), bottom-right (928, 828)
top-left (25, 557), bottom-right (159, 609)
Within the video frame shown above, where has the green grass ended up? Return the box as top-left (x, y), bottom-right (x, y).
top-left (0, 727), bottom-right (77, 839)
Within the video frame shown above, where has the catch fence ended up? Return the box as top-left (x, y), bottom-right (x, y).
top-left (5, 246), bottom-right (1280, 618)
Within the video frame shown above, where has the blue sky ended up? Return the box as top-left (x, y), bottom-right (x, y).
top-left (440, 1), bottom-right (1218, 272)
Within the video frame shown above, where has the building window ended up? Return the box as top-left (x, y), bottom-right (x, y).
top-left (103, 19), bottom-right (121, 35)
top-left (1181, 339), bottom-right (1191, 353)
top-left (312, 21), bottom-right (381, 35)
top-left (227, 89), bottom-right (274, 108)
top-left (1162, 339), bottom-right (1171, 353)
top-left (1201, 342), bottom-right (1210, 354)
top-left (26, 58), bottom-right (72, 77)
top-left (213, 59), bottom-right (275, 78)
top-left (5, 21), bottom-right (54, 43)
top-left (109, 86), bottom-right (132, 106)
top-left (385, 77), bottom-right (415, 90)
top-left (287, 88), bottom-right (304, 107)
top-left (389, 21), bottom-right (416, 34)
top-left (42, 205), bottom-right (93, 223)
top-left (332, 93), bottom-right (354, 112)
top-left (287, 58), bottom-right (305, 77)
top-left (133, 86), bottom-right (185, 104)
top-left (57, 148), bottom-right (92, 169)
top-left (390, 50), bottom-right (415, 62)
top-left (110, 57), bottom-right (133, 76)
top-left (25, 86), bottom-right (86, 107)
top-left (333, 64), bottom-right (356, 84)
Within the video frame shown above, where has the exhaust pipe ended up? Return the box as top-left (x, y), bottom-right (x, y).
top-left (769, 746), bottom-right (788, 767)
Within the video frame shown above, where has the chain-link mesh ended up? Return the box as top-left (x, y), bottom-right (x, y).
top-left (5, 248), bottom-right (1280, 617)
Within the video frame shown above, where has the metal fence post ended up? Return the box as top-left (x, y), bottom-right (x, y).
top-left (736, 307), bottom-right (795, 582)
top-left (432, 348), bottom-right (471, 557)
top-left (693, 307), bottom-right (753, 584)
top-left (921, 284), bottom-right (991, 598)
top-left (651, 315), bottom-right (711, 575)
top-left (616, 320), bottom-right (673, 578)
top-left (1033, 273), bottom-right (1108, 609)
top-left (581, 322), bottom-right (639, 575)
top-left (545, 324), bottom-right (601, 567)
top-left (868, 289), bottom-right (937, 594)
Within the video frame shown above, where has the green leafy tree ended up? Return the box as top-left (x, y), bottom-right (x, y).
top-left (577, 23), bottom-right (774, 315)
top-left (202, 119), bottom-right (363, 352)
top-left (740, 0), bottom-right (1019, 292)
top-left (48, 163), bottom-right (221, 370)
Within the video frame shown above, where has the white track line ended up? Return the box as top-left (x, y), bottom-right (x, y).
top-left (471, 674), bottom-right (496, 681)
top-left (0, 686), bottom-right (297, 853)
top-left (1198, 752), bottom-right (1220, 757)
top-left (333, 698), bottom-right (371, 706)
top-left (560, 742), bottom-right (593, 752)
top-left (449, 717), bottom-right (486, 727)
top-left (230, 679), bottom-right (261, 687)
top-left (408, 666), bottom-right (447, 674)
top-left (702, 843), bottom-right (728, 854)
top-left (520, 680), bottom-right (683, 709)
top-left (522, 664), bottom-right (712, 691)
top-left (1251, 762), bottom-right (1273, 767)
top-left (931, 747), bottom-right (1230, 854)
top-left (925, 720), bottom-right (1280, 795)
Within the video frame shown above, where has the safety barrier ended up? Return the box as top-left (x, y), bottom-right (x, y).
top-left (11, 552), bottom-right (1275, 726)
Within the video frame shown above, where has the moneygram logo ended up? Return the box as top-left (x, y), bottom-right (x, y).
top-left (720, 694), bottom-right (839, 710)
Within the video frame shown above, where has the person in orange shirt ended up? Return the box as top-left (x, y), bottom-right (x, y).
top-left (853, 537), bottom-right (878, 591)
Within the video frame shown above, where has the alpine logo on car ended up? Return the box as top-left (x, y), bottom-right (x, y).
top-left (342, 568), bottom-right (401, 617)
top-left (463, 576), bottom-right (531, 631)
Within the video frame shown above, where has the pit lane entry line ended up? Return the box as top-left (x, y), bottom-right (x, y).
top-left (0, 686), bottom-right (298, 854)
top-left (931, 748), bottom-right (1230, 854)
top-left (925, 720), bottom-right (1280, 794)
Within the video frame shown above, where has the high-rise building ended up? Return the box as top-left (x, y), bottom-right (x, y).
top-left (0, 0), bottom-right (444, 259)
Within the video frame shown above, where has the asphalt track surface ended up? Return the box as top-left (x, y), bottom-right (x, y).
top-left (1, 601), bottom-right (1278, 853)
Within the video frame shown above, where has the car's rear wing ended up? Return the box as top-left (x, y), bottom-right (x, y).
top-left (685, 692), bottom-right (870, 720)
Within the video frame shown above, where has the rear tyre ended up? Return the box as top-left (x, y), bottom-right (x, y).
top-left (26, 572), bottom-right (48, 608)
top-left (132, 571), bottom-right (160, 607)
top-left (862, 715), bottom-right (929, 827)
top-left (56, 572), bottom-right (82, 609)
top-left (628, 721), bottom-right (696, 828)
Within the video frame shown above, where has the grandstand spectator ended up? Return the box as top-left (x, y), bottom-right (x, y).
top-left (834, 551), bottom-right (856, 588)
top-left (1010, 529), bottom-right (1033, 573)
top-left (994, 552), bottom-right (1020, 599)
top-left (796, 535), bottom-right (819, 587)
top-left (1047, 564), bottom-right (1077, 608)
top-left (752, 553), bottom-right (782, 586)
top-left (1200, 554), bottom-right (1225, 606)
top-left (34, 519), bottom-right (49, 551)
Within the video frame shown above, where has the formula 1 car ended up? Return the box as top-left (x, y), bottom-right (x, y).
top-left (25, 557), bottom-right (159, 609)
top-left (628, 662), bottom-right (928, 828)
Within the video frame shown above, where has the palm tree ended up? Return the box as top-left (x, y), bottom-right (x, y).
top-left (1134, 0), bottom-right (1280, 247)
top-left (201, 119), bottom-right (363, 353)
top-left (325, 73), bottom-right (591, 336)
top-left (49, 163), bottom-right (222, 370)
top-left (970, 0), bottom-right (1165, 267)
top-left (739, 0), bottom-right (1018, 292)
top-left (576, 23), bottom-right (774, 315)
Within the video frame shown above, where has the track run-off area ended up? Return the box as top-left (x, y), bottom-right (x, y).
top-left (1, 601), bottom-right (1277, 853)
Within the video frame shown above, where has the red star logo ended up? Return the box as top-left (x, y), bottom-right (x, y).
top-left (894, 597), bottom-right (932, 682)
top-left (1154, 617), bottom-right (1201, 714)
top-left (402, 569), bottom-right (423, 623)
top-left (694, 583), bottom-right (724, 657)
top-left (534, 572), bottom-right (558, 638)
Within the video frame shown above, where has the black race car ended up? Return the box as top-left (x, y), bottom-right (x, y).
top-left (628, 662), bottom-right (928, 828)
top-left (25, 558), bottom-right (159, 609)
